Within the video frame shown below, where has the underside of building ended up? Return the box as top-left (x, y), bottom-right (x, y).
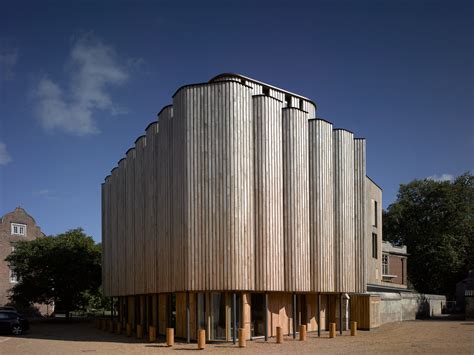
top-left (102, 73), bottom-right (384, 341)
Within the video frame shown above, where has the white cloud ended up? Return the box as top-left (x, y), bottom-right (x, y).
top-left (0, 47), bottom-right (18, 81)
top-left (33, 189), bottom-right (59, 200)
top-left (34, 34), bottom-right (129, 135)
top-left (428, 173), bottom-right (454, 182)
top-left (0, 142), bottom-right (12, 165)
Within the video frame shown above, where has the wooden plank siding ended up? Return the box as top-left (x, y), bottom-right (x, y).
top-left (156, 107), bottom-right (173, 293)
top-left (117, 159), bottom-right (126, 296)
top-left (173, 81), bottom-right (255, 292)
top-left (333, 129), bottom-right (356, 292)
top-left (144, 123), bottom-right (157, 294)
top-left (253, 95), bottom-right (284, 292)
top-left (125, 148), bottom-right (135, 296)
top-left (282, 108), bottom-right (310, 292)
top-left (308, 119), bottom-right (335, 292)
top-left (110, 168), bottom-right (118, 296)
top-left (134, 136), bottom-right (146, 295)
top-left (354, 139), bottom-right (367, 293)
top-left (101, 74), bottom-right (373, 298)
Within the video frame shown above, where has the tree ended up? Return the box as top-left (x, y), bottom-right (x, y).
top-left (6, 228), bottom-right (102, 318)
top-left (383, 173), bottom-right (474, 298)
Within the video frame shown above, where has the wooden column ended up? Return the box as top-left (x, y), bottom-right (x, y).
top-left (141, 296), bottom-right (145, 329)
top-left (186, 292), bottom-right (190, 343)
top-left (128, 296), bottom-right (135, 330)
top-left (232, 293), bottom-right (237, 344)
top-left (242, 293), bottom-right (251, 340)
top-left (152, 294), bottom-right (158, 327)
top-left (292, 293), bottom-right (297, 339)
top-left (119, 296), bottom-right (123, 326)
top-left (339, 293), bottom-right (343, 334)
top-left (317, 293), bottom-right (321, 337)
top-left (264, 293), bottom-right (268, 341)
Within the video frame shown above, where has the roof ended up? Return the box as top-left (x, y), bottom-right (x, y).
top-left (209, 73), bottom-right (318, 110)
top-left (382, 240), bottom-right (408, 256)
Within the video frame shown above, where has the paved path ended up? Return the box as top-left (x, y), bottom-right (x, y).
top-left (0, 318), bottom-right (472, 354)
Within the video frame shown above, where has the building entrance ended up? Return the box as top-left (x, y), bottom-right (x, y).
top-left (251, 293), bottom-right (266, 338)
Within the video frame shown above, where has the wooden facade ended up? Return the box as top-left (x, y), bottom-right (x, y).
top-left (102, 73), bottom-right (382, 339)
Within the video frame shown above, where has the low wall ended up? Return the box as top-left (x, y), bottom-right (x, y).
top-left (371, 292), bottom-right (446, 325)
top-left (465, 297), bottom-right (474, 320)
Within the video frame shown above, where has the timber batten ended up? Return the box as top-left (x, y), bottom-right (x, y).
top-left (102, 73), bottom-right (374, 297)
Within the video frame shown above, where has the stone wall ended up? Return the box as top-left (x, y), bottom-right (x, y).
top-left (372, 292), bottom-right (446, 325)
top-left (465, 297), bottom-right (474, 320)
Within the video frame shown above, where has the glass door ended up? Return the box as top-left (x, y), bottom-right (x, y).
top-left (251, 293), bottom-right (265, 338)
top-left (209, 292), bottom-right (227, 340)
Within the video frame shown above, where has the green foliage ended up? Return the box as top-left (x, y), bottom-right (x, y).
top-left (383, 173), bottom-right (474, 298)
top-left (6, 228), bottom-right (102, 317)
top-left (81, 288), bottom-right (113, 313)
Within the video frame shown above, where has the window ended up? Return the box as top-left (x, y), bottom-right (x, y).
top-left (299, 99), bottom-right (304, 110)
top-left (285, 94), bottom-right (291, 107)
top-left (382, 254), bottom-right (389, 275)
top-left (374, 200), bottom-right (378, 227)
top-left (262, 86), bottom-right (270, 96)
top-left (401, 258), bottom-right (406, 284)
top-left (371, 200), bottom-right (378, 227)
top-left (11, 223), bottom-right (26, 236)
top-left (372, 233), bottom-right (378, 259)
top-left (0, 313), bottom-right (9, 319)
top-left (9, 268), bottom-right (18, 283)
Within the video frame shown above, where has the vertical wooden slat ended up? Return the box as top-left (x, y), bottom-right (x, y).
top-left (282, 108), bottom-right (310, 292)
top-left (309, 119), bottom-right (335, 292)
top-left (333, 129), bottom-right (355, 292)
top-left (253, 95), bottom-right (284, 291)
top-left (354, 139), bottom-right (367, 293)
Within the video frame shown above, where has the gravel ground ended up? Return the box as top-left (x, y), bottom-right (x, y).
top-left (0, 317), bottom-right (472, 354)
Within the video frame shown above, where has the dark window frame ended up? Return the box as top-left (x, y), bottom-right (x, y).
top-left (373, 200), bottom-right (378, 227)
top-left (372, 233), bottom-right (378, 259)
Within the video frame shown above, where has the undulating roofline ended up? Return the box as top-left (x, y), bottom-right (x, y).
top-left (104, 73), bottom-right (371, 182)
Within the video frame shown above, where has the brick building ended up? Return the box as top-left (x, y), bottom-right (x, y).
top-left (381, 241), bottom-right (408, 288)
top-left (0, 207), bottom-right (45, 306)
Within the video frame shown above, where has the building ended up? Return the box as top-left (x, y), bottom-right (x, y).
top-left (463, 271), bottom-right (474, 320)
top-left (102, 73), bottom-right (386, 341)
top-left (381, 241), bottom-right (408, 288)
top-left (0, 207), bottom-right (45, 306)
top-left (367, 239), bottom-right (408, 293)
top-left (456, 270), bottom-right (474, 316)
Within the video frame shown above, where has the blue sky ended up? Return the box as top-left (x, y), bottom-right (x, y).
top-left (0, 0), bottom-right (472, 242)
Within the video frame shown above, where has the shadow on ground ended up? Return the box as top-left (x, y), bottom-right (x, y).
top-left (18, 319), bottom-right (172, 344)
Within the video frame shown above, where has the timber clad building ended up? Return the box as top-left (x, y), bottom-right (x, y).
top-left (102, 73), bottom-right (385, 341)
